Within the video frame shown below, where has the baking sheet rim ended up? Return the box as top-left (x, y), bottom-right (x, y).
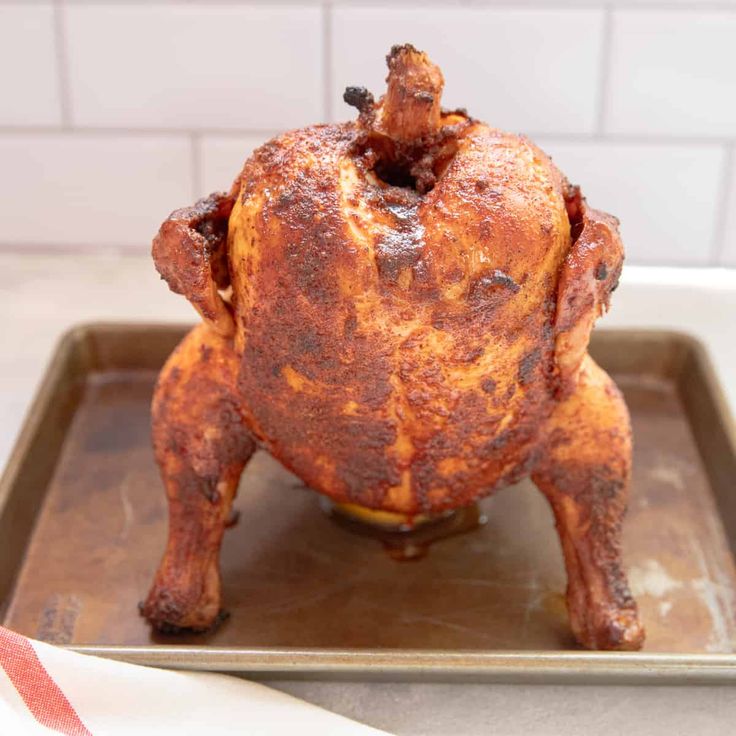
top-left (69, 645), bottom-right (736, 683)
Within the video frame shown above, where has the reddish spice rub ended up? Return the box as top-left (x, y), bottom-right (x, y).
top-left (142, 44), bottom-right (644, 651)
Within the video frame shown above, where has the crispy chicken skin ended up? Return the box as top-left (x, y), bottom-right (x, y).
top-left (142, 45), bottom-right (644, 650)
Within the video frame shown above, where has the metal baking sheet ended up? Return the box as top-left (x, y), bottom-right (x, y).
top-left (1, 324), bottom-right (736, 683)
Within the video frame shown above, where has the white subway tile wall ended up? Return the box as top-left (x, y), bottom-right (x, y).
top-left (330, 7), bottom-right (605, 134)
top-left (607, 10), bottom-right (736, 137)
top-left (0, 134), bottom-right (192, 247)
top-left (0, 1), bottom-right (733, 267)
top-left (537, 141), bottom-right (726, 265)
top-left (65, 5), bottom-right (323, 130)
top-left (723, 155), bottom-right (736, 266)
top-left (0, 4), bottom-right (61, 126)
top-left (199, 134), bottom-right (274, 196)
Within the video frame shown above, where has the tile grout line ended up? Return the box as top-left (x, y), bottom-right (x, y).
top-left (709, 143), bottom-right (734, 265)
top-left (0, 125), bottom-right (734, 148)
top-left (0, 125), bottom-right (286, 138)
top-left (0, 243), bottom-right (151, 256)
top-left (594, 4), bottom-right (614, 138)
top-left (523, 133), bottom-right (734, 147)
top-left (2, 0), bottom-right (736, 8)
top-left (457, 1), bottom-right (734, 9)
top-left (52, 0), bottom-right (72, 128)
top-left (190, 133), bottom-right (202, 201)
top-left (322, 1), bottom-right (333, 122)
top-left (462, 1), bottom-right (736, 8)
top-left (10, 1), bottom-right (736, 9)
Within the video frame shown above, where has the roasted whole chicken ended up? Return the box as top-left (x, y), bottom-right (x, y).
top-left (142, 45), bottom-right (644, 650)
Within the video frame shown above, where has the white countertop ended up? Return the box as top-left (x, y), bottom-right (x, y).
top-left (2, 251), bottom-right (736, 735)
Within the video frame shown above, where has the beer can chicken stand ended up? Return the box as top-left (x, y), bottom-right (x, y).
top-left (142, 45), bottom-right (645, 651)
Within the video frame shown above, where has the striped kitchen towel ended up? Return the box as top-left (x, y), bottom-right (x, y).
top-left (0, 626), bottom-right (388, 735)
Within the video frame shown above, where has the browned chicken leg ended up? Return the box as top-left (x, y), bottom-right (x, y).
top-left (141, 324), bottom-right (254, 631)
top-left (533, 354), bottom-right (642, 650)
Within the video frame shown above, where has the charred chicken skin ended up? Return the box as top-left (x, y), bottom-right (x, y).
top-left (142, 45), bottom-right (644, 650)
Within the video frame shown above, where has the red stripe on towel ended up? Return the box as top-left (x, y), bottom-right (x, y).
top-left (0, 626), bottom-right (92, 735)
